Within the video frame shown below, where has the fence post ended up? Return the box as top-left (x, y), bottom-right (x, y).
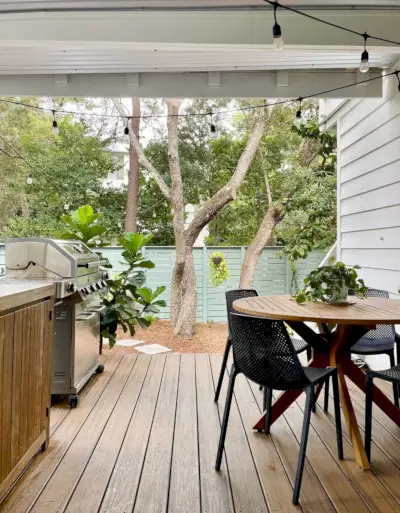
top-left (285, 257), bottom-right (292, 294)
top-left (202, 246), bottom-right (208, 322)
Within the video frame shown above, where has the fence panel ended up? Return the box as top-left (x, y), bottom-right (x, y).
top-left (0, 244), bottom-right (325, 322)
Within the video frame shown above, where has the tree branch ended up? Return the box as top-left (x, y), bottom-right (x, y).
top-left (166, 100), bottom-right (185, 245)
top-left (185, 106), bottom-right (270, 246)
top-left (111, 99), bottom-right (171, 200)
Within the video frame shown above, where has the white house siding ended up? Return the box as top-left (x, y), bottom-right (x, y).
top-left (335, 73), bottom-right (400, 296)
top-left (327, 71), bottom-right (400, 369)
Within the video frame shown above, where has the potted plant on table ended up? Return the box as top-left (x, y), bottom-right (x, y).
top-left (294, 261), bottom-right (368, 304)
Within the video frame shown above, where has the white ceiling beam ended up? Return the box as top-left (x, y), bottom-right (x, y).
top-left (0, 10), bottom-right (398, 48)
top-left (0, 70), bottom-right (382, 98)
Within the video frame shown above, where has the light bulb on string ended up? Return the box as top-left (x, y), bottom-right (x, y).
top-left (293, 99), bottom-right (306, 129)
top-left (209, 112), bottom-right (218, 139)
top-left (272, 2), bottom-right (284, 51)
top-left (124, 117), bottom-right (131, 136)
top-left (360, 33), bottom-right (370, 73)
top-left (26, 173), bottom-right (33, 185)
top-left (51, 110), bottom-right (59, 135)
top-left (396, 71), bottom-right (400, 92)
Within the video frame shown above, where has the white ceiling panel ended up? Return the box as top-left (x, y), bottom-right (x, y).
top-left (0, 44), bottom-right (397, 74)
top-left (0, 0), bottom-right (398, 11)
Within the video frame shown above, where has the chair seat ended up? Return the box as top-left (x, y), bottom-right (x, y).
top-left (368, 365), bottom-right (400, 384)
top-left (291, 337), bottom-right (309, 354)
top-left (350, 337), bottom-right (395, 355)
top-left (303, 366), bottom-right (335, 384)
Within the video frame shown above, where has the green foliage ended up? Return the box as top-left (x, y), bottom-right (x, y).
top-left (60, 205), bottom-right (107, 247)
top-left (0, 102), bottom-right (124, 240)
top-left (209, 251), bottom-right (230, 287)
top-left (294, 262), bottom-right (368, 304)
top-left (101, 233), bottom-right (166, 347)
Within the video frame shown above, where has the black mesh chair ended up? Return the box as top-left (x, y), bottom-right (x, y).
top-left (215, 313), bottom-right (343, 505)
top-left (365, 365), bottom-right (400, 461)
top-left (324, 288), bottom-right (399, 411)
top-left (214, 289), bottom-right (312, 402)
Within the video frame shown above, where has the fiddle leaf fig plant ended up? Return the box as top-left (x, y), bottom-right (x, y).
top-left (60, 204), bottom-right (108, 247)
top-left (101, 233), bottom-right (166, 347)
top-left (210, 251), bottom-right (230, 287)
top-left (294, 261), bottom-right (368, 304)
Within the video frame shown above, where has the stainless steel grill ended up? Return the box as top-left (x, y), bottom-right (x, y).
top-left (5, 237), bottom-right (110, 407)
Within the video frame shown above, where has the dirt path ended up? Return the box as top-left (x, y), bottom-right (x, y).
top-left (103, 319), bottom-right (228, 355)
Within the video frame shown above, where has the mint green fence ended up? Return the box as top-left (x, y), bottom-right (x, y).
top-left (0, 245), bottom-right (324, 322)
top-left (101, 246), bottom-right (324, 322)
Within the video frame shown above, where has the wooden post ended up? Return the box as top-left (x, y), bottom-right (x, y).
top-left (202, 246), bottom-right (208, 322)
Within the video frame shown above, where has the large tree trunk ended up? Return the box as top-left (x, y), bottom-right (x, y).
top-left (111, 98), bottom-right (269, 338)
top-left (124, 98), bottom-right (140, 232)
top-left (239, 203), bottom-right (285, 288)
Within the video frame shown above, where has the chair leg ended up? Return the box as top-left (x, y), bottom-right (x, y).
top-left (388, 351), bottom-right (399, 408)
top-left (330, 371), bottom-right (343, 460)
top-left (306, 345), bottom-right (312, 361)
top-left (263, 387), bottom-right (273, 434)
top-left (214, 338), bottom-right (231, 402)
top-left (215, 363), bottom-right (238, 471)
top-left (324, 377), bottom-right (330, 413)
top-left (365, 373), bottom-right (373, 462)
top-left (292, 386), bottom-right (314, 505)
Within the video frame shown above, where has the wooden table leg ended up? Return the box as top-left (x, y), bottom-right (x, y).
top-left (331, 325), bottom-right (370, 470)
top-left (252, 353), bottom-right (329, 431)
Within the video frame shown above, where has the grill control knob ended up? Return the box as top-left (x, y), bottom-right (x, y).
top-left (101, 271), bottom-right (109, 280)
top-left (84, 287), bottom-right (90, 294)
top-left (101, 280), bottom-right (107, 288)
top-left (90, 284), bottom-right (96, 292)
top-left (96, 282), bottom-right (102, 290)
top-left (67, 282), bottom-right (75, 293)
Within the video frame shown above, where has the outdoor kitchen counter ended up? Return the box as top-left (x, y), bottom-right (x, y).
top-left (0, 278), bottom-right (55, 503)
top-left (0, 279), bottom-right (55, 314)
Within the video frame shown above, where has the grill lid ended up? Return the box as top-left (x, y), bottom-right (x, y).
top-left (5, 237), bottom-right (102, 279)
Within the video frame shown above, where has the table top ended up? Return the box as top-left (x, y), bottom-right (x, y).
top-left (233, 295), bottom-right (400, 325)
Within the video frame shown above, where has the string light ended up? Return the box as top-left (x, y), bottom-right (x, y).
top-left (124, 117), bottom-right (131, 135)
top-left (51, 110), bottom-right (59, 134)
top-left (209, 112), bottom-right (217, 139)
top-left (272, 2), bottom-right (284, 51)
top-left (293, 98), bottom-right (306, 129)
top-left (360, 33), bottom-right (370, 74)
top-left (26, 173), bottom-right (33, 185)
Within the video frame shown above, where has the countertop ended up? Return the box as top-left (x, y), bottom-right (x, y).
top-left (0, 278), bottom-right (55, 314)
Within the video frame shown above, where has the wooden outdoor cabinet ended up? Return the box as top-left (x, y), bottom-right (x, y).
top-left (0, 287), bottom-right (54, 503)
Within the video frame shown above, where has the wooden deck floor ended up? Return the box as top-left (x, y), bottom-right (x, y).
top-left (1, 352), bottom-right (400, 513)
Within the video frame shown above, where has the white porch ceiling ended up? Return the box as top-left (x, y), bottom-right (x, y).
top-left (0, 45), bottom-right (396, 74)
top-left (0, 0), bottom-right (398, 10)
top-left (0, 3), bottom-right (398, 97)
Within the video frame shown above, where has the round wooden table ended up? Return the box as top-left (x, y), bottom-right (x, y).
top-left (233, 294), bottom-right (400, 470)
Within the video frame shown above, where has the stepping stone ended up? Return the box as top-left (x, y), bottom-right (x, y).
top-left (135, 343), bottom-right (171, 355)
top-left (115, 339), bottom-right (146, 347)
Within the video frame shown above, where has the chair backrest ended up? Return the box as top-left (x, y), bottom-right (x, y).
top-left (349, 288), bottom-right (395, 340)
top-left (229, 313), bottom-right (310, 391)
top-left (225, 289), bottom-right (258, 340)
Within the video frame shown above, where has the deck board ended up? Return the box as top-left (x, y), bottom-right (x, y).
top-left (1, 353), bottom-right (400, 513)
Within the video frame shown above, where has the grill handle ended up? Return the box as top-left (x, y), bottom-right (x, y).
top-left (78, 260), bottom-right (109, 268)
top-left (76, 312), bottom-right (98, 321)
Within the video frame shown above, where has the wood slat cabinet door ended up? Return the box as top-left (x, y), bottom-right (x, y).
top-left (0, 299), bottom-right (53, 500)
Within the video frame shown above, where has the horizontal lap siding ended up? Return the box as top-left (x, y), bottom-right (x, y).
top-left (339, 92), bottom-right (400, 295)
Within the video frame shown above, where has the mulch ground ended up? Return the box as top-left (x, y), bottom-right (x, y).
top-left (102, 319), bottom-right (228, 355)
